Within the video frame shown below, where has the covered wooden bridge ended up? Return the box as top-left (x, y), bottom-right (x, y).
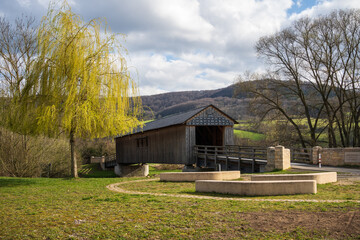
top-left (113, 105), bottom-right (266, 172)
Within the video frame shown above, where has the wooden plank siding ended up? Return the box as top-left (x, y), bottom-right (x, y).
top-left (224, 126), bottom-right (234, 145)
top-left (185, 126), bottom-right (196, 165)
top-left (116, 125), bottom-right (188, 165)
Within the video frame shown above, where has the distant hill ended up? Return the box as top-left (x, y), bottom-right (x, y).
top-left (141, 85), bottom-right (251, 120)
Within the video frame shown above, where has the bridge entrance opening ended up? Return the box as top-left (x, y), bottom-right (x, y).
top-left (195, 126), bottom-right (224, 146)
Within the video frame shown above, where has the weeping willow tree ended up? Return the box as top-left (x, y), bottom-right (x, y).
top-left (21, 1), bottom-right (142, 177)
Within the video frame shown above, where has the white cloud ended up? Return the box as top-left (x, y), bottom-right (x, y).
top-left (151, 0), bottom-right (214, 42)
top-left (3, 0), bottom-right (358, 96)
top-left (139, 86), bottom-right (167, 96)
top-left (125, 0), bottom-right (295, 94)
top-left (200, 0), bottom-right (292, 42)
top-left (130, 52), bottom-right (236, 95)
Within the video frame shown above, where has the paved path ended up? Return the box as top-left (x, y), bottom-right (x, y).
top-left (106, 178), bottom-right (360, 203)
top-left (291, 163), bottom-right (360, 175)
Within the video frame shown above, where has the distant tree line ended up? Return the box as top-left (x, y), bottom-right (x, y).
top-left (236, 9), bottom-right (360, 148)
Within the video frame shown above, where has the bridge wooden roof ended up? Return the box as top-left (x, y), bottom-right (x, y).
top-left (115, 104), bottom-right (237, 138)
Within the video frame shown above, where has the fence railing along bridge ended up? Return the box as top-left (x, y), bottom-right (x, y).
top-left (290, 148), bottom-right (312, 163)
top-left (194, 145), bottom-right (267, 173)
top-left (104, 145), bottom-right (313, 173)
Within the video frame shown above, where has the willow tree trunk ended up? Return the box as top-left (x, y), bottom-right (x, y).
top-left (70, 130), bottom-right (78, 178)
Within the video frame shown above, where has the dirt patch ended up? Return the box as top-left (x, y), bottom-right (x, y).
top-left (335, 174), bottom-right (360, 185)
top-left (151, 164), bottom-right (183, 170)
top-left (239, 210), bottom-right (360, 239)
top-left (240, 175), bottom-right (252, 181)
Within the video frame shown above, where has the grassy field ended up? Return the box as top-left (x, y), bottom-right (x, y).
top-left (120, 177), bottom-right (360, 201)
top-left (1, 167), bottom-right (359, 239)
top-left (233, 129), bottom-right (265, 141)
top-left (234, 118), bottom-right (332, 144)
top-left (233, 121), bottom-right (265, 142)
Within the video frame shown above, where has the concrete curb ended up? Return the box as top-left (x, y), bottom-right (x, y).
top-left (251, 172), bottom-right (337, 184)
top-left (160, 171), bottom-right (240, 182)
top-left (196, 180), bottom-right (317, 196)
top-left (106, 179), bottom-right (360, 203)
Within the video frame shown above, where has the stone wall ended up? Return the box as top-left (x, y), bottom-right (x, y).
top-left (90, 156), bottom-right (109, 170)
top-left (265, 147), bottom-right (275, 171)
top-left (90, 156), bottom-right (105, 164)
top-left (114, 164), bottom-right (149, 177)
top-left (311, 147), bottom-right (360, 166)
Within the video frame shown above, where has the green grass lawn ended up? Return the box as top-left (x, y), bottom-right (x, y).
top-left (233, 129), bottom-right (265, 141)
top-left (121, 178), bottom-right (360, 201)
top-left (1, 167), bottom-right (359, 239)
top-left (79, 164), bottom-right (118, 178)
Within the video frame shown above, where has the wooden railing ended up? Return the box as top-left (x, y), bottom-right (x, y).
top-left (194, 145), bottom-right (267, 172)
top-left (291, 148), bottom-right (312, 163)
top-left (104, 154), bottom-right (117, 168)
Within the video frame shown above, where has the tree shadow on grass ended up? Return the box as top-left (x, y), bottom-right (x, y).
top-left (180, 190), bottom-right (264, 199)
top-left (78, 164), bottom-right (117, 178)
top-left (79, 170), bottom-right (117, 178)
top-left (0, 178), bottom-right (37, 188)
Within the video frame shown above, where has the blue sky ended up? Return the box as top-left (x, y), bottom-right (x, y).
top-left (288, 0), bottom-right (317, 14)
top-left (0, 0), bottom-right (359, 95)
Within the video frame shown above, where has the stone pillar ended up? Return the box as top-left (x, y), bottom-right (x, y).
top-left (274, 145), bottom-right (290, 170)
top-left (266, 145), bottom-right (290, 171)
top-left (99, 156), bottom-right (106, 170)
top-left (265, 147), bottom-right (275, 171)
top-left (312, 146), bottom-right (322, 165)
top-left (114, 164), bottom-right (149, 177)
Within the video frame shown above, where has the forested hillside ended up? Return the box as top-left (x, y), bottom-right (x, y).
top-left (141, 85), bottom-right (251, 120)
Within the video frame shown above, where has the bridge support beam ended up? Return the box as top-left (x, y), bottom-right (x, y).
top-left (114, 164), bottom-right (149, 177)
top-left (182, 164), bottom-right (197, 172)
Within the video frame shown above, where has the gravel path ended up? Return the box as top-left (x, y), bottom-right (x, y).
top-left (106, 178), bottom-right (360, 203)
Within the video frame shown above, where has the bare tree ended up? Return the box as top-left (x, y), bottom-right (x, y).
top-left (331, 10), bottom-right (360, 147)
top-left (235, 72), bottom-right (323, 148)
top-left (236, 9), bottom-right (360, 148)
top-left (0, 15), bottom-right (73, 177)
top-left (0, 15), bottom-right (37, 133)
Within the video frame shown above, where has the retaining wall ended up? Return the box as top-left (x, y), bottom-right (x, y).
top-left (250, 172), bottom-right (337, 184)
top-left (195, 180), bottom-right (317, 196)
top-left (312, 147), bottom-right (360, 166)
top-left (114, 164), bottom-right (149, 177)
top-left (160, 171), bottom-right (241, 182)
top-left (91, 156), bottom-right (105, 164)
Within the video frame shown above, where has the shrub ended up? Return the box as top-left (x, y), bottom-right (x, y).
top-left (77, 138), bottom-right (115, 164)
top-left (0, 128), bottom-right (71, 177)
